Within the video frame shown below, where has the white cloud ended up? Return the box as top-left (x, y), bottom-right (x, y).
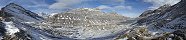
top-left (49, 0), bottom-right (86, 9)
top-left (96, 5), bottom-right (111, 9)
top-left (114, 6), bottom-right (132, 10)
top-left (98, 0), bottom-right (125, 5)
top-left (96, 5), bottom-right (132, 10)
top-left (49, 0), bottom-right (126, 9)
top-left (143, 0), bottom-right (181, 9)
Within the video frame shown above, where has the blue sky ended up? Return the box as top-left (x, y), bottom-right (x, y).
top-left (0, 0), bottom-right (181, 18)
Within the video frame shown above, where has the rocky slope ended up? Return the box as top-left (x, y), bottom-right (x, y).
top-left (136, 0), bottom-right (186, 32)
top-left (1, 3), bottom-right (44, 22)
top-left (37, 8), bottom-right (131, 39)
top-left (116, 0), bottom-right (186, 40)
top-left (0, 3), bottom-right (132, 40)
top-left (0, 3), bottom-right (42, 40)
top-left (3, 0), bottom-right (185, 40)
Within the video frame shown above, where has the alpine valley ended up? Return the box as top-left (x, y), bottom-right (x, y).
top-left (0, 0), bottom-right (185, 40)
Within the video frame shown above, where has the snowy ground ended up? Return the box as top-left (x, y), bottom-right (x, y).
top-left (3, 22), bottom-right (19, 35)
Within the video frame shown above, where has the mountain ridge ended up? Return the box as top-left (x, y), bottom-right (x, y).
top-left (1, 3), bottom-right (44, 22)
top-left (0, 0), bottom-right (185, 40)
top-left (0, 3), bottom-right (132, 40)
top-left (116, 0), bottom-right (186, 40)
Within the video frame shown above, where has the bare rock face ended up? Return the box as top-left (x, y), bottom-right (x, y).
top-left (0, 3), bottom-right (131, 40)
top-left (38, 8), bottom-right (129, 39)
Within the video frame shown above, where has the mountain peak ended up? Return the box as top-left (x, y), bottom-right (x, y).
top-left (7, 3), bottom-right (18, 6)
top-left (3, 3), bottom-right (26, 12)
top-left (5, 3), bottom-right (20, 8)
top-left (1, 3), bottom-right (44, 22)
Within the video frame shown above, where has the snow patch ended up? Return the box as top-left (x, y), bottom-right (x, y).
top-left (3, 21), bottom-right (19, 35)
top-left (49, 13), bottom-right (59, 17)
top-left (118, 37), bottom-right (128, 40)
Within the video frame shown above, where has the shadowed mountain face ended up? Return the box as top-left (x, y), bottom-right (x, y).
top-left (136, 0), bottom-right (186, 31)
top-left (1, 3), bottom-right (44, 22)
top-left (115, 0), bottom-right (186, 40)
top-left (0, 3), bottom-right (43, 40)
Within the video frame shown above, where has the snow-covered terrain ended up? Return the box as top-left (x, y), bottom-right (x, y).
top-left (1, 3), bottom-right (44, 22)
top-left (0, 3), bottom-right (134, 40)
top-left (3, 21), bottom-right (19, 35)
top-left (116, 0), bottom-right (186, 40)
top-left (0, 0), bottom-right (185, 40)
top-left (39, 8), bottom-right (132, 39)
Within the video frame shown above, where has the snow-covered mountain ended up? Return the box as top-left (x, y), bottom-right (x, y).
top-left (0, 3), bottom-right (45, 40)
top-left (116, 0), bottom-right (186, 40)
top-left (40, 8), bottom-right (131, 39)
top-left (0, 3), bottom-right (132, 40)
top-left (136, 0), bottom-right (186, 31)
top-left (1, 0), bottom-right (185, 40)
top-left (1, 3), bottom-right (44, 22)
